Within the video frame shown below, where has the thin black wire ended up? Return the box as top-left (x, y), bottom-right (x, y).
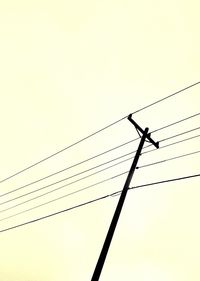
top-left (1, 146), bottom-right (200, 221)
top-left (0, 117), bottom-right (127, 184)
top-left (151, 112), bottom-right (200, 133)
top-left (0, 156), bottom-right (134, 212)
top-left (2, 111), bottom-right (200, 199)
top-left (129, 173), bottom-right (200, 190)
top-left (138, 125), bottom-right (200, 151)
top-left (1, 124), bottom-right (199, 207)
top-left (0, 138), bottom-right (139, 198)
top-left (1, 81), bottom-right (199, 184)
top-left (1, 172), bottom-right (200, 233)
top-left (1, 125), bottom-right (200, 208)
top-left (0, 171), bottom-right (129, 223)
top-left (142, 134), bottom-right (200, 155)
top-left (137, 150), bottom-right (200, 169)
top-left (132, 81), bottom-right (200, 115)
top-left (159, 126), bottom-right (200, 142)
top-left (112, 172), bottom-right (200, 196)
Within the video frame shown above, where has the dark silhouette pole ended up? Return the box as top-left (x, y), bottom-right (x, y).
top-left (91, 115), bottom-right (159, 281)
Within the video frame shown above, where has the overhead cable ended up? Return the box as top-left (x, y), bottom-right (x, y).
top-left (131, 81), bottom-right (200, 114)
top-left (143, 134), bottom-right (200, 155)
top-left (0, 172), bottom-right (200, 233)
top-left (0, 156), bottom-right (134, 210)
top-left (0, 117), bottom-right (127, 184)
top-left (2, 128), bottom-right (200, 206)
top-left (159, 126), bottom-right (200, 142)
top-left (151, 112), bottom-right (200, 133)
top-left (1, 147), bottom-right (200, 221)
top-left (2, 111), bottom-right (200, 198)
top-left (0, 171), bottom-right (129, 222)
top-left (0, 138), bottom-right (138, 198)
top-left (1, 81), bottom-right (199, 184)
top-left (137, 150), bottom-right (200, 169)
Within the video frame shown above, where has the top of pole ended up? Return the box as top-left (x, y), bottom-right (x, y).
top-left (127, 114), bottom-right (159, 149)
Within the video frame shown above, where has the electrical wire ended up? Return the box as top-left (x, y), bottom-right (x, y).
top-left (159, 126), bottom-right (200, 142)
top-left (1, 124), bottom-right (200, 209)
top-left (1, 123), bottom-right (199, 206)
top-left (1, 146), bottom-right (200, 221)
top-left (151, 112), bottom-right (200, 133)
top-left (0, 138), bottom-right (139, 198)
top-left (136, 125), bottom-right (200, 151)
top-left (1, 81), bottom-right (199, 184)
top-left (142, 134), bottom-right (200, 155)
top-left (131, 81), bottom-right (200, 115)
top-left (0, 171), bottom-right (129, 222)
top-left (0, 155), bottom-right (134, 211)
top-left (0, 172), bottom-right (200, 233)
top-left (137, 150), bottom-right (200, 169)
top-left (2, 111), bottom-right (200, 199)
top-left (129, 173), bottom-right (200, 190)
top-left (0, 117), bottom-right (127, 184)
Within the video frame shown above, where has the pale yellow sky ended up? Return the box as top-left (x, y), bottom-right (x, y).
top-left (0, 1), bottom-right (200, 280)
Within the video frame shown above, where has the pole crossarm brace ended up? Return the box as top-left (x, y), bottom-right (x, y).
top-left (128, 114), bottom-right (159, 149)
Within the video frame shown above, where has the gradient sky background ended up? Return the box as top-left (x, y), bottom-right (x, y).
top-left (0, 1), bottom-right (200, 280)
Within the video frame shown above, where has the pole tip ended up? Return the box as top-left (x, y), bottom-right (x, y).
top-left (127, 114), bottom-right (132, 120)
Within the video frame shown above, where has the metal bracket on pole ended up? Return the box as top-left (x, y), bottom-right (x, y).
top-left (91, 116), bottom-right (159, 281)
top-left (128, 114), bottom-right (159, 149)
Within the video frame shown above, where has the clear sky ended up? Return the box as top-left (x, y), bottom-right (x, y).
top-left (0, 1), bottom-right (200, 280)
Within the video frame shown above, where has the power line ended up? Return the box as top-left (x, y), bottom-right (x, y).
top-left (1, 124), bottom-right (200, 210)
top-left (1, 125), bottom-right (199, 207)
top-left (0, 171), bottom-right (128, 223)
top-left (1, 146), bottom-right (200, 221)
top-left (130, 173), bottom-right (200, 190)
top-left (142, 134), bottom-right (200, 155)
top-left (0, 155), bottom-right (134, 210)
top-left (137, 150), bottom-right (200, 169)
top-left (0, 195), bottom-right (111, 234)
top-left (0, 172), bottom-right (200, 234)
top-left (138, 125), bottom-right (200, 151)
top-left (0, 117), bottom-right (127, 184)
top-left (159, 126), bottom-right (200, 142)
top-left (131, 81), bottom-right (200, 115)
top-left (1, 81), bottom-right (199, 184)
top-left (0, 138), bottom-right (139, 198)
top-left (151, 112), bottom-right (200, 133)
top-left (2, 111), bottom-right (200, 199)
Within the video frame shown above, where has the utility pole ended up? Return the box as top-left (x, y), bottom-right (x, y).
top-left (91, 114), bottom-right (159, 281)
